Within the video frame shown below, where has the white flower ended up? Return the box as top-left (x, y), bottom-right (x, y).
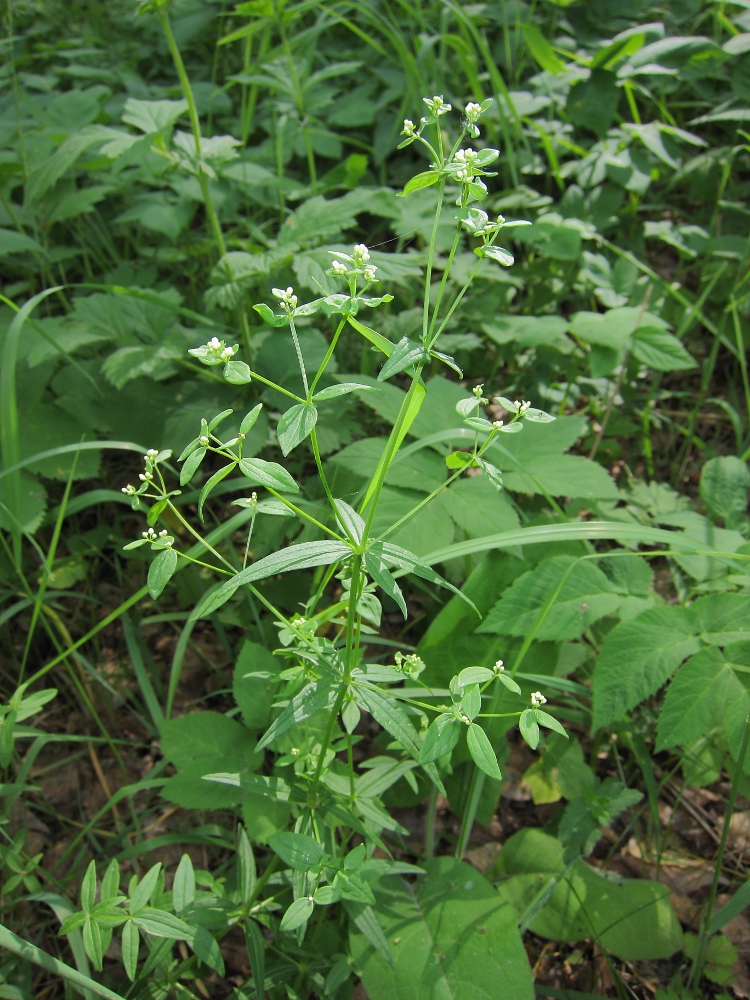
top-left (142, 527), bottom-right (157, 540)
top-left (494, 659), bottom-right (505, 672)
top-left (423, 94), bottom-right (451, 116)
top-left (362, 266), bottom-right (377, 283)
top-left (138, 472), bottom-right (153, 482)
top-left (493, 420), bottom-right (504, 430)
top-left (145, 448), bottom-right (159, 459)
top-left (515, 400), bottom-right (531, 415)
top-left (465, 102), bottom-right (482, 122)
top-left (460, 713), bottom-right (471, 725)
top-left (331, 260), bottom-right (348, 275)
top-left (402, 118), bottom-right (416, 136)
top-left (208, 337), bottom-right (221, 350)
top-left (122, 484), bottom-right (136, 495)
top-left (530, 691), bottom-right (547, 708)
top-left (273, 286), bottom-right (298, 311)
top-left (221, 345), bottom-right (235, 360)
top-left (199, 435), bottom-right (209, 446)
top-left (472, 384), bottom-right (484, 398)
top-left (159, 529), bottom-right (168, 536)
top-left (352, 243), bottom-right (370, 264)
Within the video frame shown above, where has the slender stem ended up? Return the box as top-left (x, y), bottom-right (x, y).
top-left (422, 179), bottom-right (447, 341)
top-left (309, 684), bottom-right (346, 807)
top-left (0, 923), bottom-right (127, 1000)
top-left (425, 218), bottom-right (463, 345)
top-left (424, 785), bottom-right (438, 858)
top-left (265, 487), bottom-right (345, 541)
top-left (288, 316), bottom-right (309, 396)
top-left (691, 715), bottom-right (750, 989)
top-left (158, 6), bottom-right (227, 259)
top-left (308, 318), bottom-right (346, 397)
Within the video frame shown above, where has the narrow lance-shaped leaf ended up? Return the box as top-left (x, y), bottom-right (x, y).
top-left (378, 541), bottom-right (480, 616)
top-left (198, 463), bottom-right (236, 520)
top-left (419, 714), bottom-right (461, 764)
top-left (365, 546), bottom-right (407, 619)
top-left (378, 337), bottom-right (427, 381)
top-left (239, 456), bottom-right (300, 493)
top-left (257, 677), bottom-right (341, 751)
top-left (190, 540), bottom-right (352, 620)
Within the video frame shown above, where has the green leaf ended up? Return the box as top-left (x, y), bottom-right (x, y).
top-left (240, 404), bottom-right (263, 436)
top-left (700, 456), bottom-right (750, 530)
top-left (122, 98), bottom-right (188, 133)
top-left (147, 548), bottom-right (177, 600)
top-left (377, 338), bottom-right (426, 381)
top-left (467, 724), bottom-right (503, 779)
top-left (237, 826), bottom-right (256, 903)
top-left (280, 896), bottom-right (314, 933)
top-left (180, 447), bottom-right (207, 486)
top-left (268, 832), bottom-right (325, 871)
top-left (253, 302), bottom-right (288, 327)
top-left (457, 667), bottom-right (494, 687)
top-left (172, 855), bottom-right (195, 913)
top-left (378, 541), bottom-right (479, 615)
top-left (481, 245), bottom-right (515, 267)
top-left (277, 403), bottom-right (317, 456)
top-left (365, 545), bottom-right (407, 619)
top-left (356, 685), bottom-right (445, 794)
top-left (191, 541), bottom-right (351, 619)
top-left (479, 555), bottom-right (620, 641)
top-left (656, 647), bottom-right (749, 753)
top-left (244, 919), bottom-right (265, 996)
top-left (81, 861), bottom-right (97, 913)
top-left (239, 457), bottom-right (300, 493)
top-left (631, 326), bottom-right (696, 371)
top-left (129, 864), bottom-right (161, 915)
top-left (522, 23), bottom-right (566, 73)
top-left (199, 463), bottom-right (236, 520)
top-left (133, 908), bottom-right (192, 940)
top-left (592, 605), bottom-right (701, 731)
top-left (0, 228), bottom-right (45, 257)
top-left (519, 709), bottom-right (540, 750)
top-left (121, 919), bottom-right (139, 981)
top-left (313, 382), bottom-right (378, 401)
top-left (233, 641), bottom-right (279, 730)
top-left (419, 714), bottom-right (461, 764)
top-left (535, 710), bottom-right (568, 738)
top-left (351, 857), bottom-right (533, 1000)
top-left (496, 829), bottom-right (682, 961)
top-left (399, 170), bottom-right (440, 196)
top-left (224, 359), bottom-right (252, 384)
top-left (83, 918), bottom-right (103, 970)
top-left (566, 68), bottom-right (620, 138)
top-left (709, 879), bottom-right (750, 934)
top-left (347, 316), bottom-right (395, 356)
top-left (257, 677), bottom-right (340, 751)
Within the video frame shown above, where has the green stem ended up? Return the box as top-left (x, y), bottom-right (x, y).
top-left (0, 922), bottom-right (127, 1000)
top-left (691, 715), bottom-right (750, 989)
top-left (422, 179), bottom-right (447, 341)
top-left (424, 785), bottom-right (438, 858)
top-left (158, 5), bottom-right (227, 258)
top-left (288, 316), bottom-right (309, 396)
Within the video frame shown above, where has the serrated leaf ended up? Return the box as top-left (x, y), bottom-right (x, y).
top-left (122, 97), bottom-right (188, 133)
top-left (700, 456), bottom-right (750, 530)
top-left (479, 556), bottom-right (621, 641)
top-left (198, 463), bottom-right (236, 520)
top-left (419, 713), bottom-right (461, 764)
top-left (239, 457), bottom-right (300, 493)
top-left (191, 540), bottom-right (351, 619)
top-left (592, 605), bottom-right (701, 731)
top-left (147, 547), bottom-right (177, 600)
top-left (631, 326), bottom-right (696, 371)
top-left (277, 403), bottom-right (317, 456)
top-left (467, 723), bottom-right (503, 779)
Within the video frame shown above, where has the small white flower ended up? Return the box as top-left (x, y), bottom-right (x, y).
top-left (221, 345), bottom-right (235, 360)
top-left (352, 243), bottom-right (370, 264)
top-left (402, 118), bottom-right (416, 136)
top-left (139, 472), bottom-right (153, 482)
top-left (423, 94), bottom-right (451, 116)
top-left (493, 420), bottom-right (504, 430)
top-left (472, 384), bottom-right (484, 398)
top-left (122, 484), bottom-right (136, 495)
top-left (331, 260), bottom-right (348, 276)
top-left (199, 435), bottom-right (210, 446)
top-left (159, 529), bottom-right (168, 536)
top-left (362, 265), bottom-right (377, 283)
top-left (494, 659), bottom-right (505, 672)
top-left (142, 527), bottom-right (157, 540)
top-left (292, 616), bottom-right (306, 627)
top-left (146, 448), bottom-right (159, 459)
top-left (208, 337), bottom-right (221, 350)
top-left (460, 714), bottom-right (471, 725)
top-left (465, 102), bottom-right (482, 122)
top-left (251, 492), bottom-right (258, 502)
top-left (530, 691), bottom-right (547, 708)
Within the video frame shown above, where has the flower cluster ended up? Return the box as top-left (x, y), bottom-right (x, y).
top-left (327, 244), bottom-right (378, 286)
top-left (530, 690), bottom-right (547, 708)
top-left (423, 94), bottom-right (452, 118)
top-left (122, 447), bottom-right (169, 499)
top-left (394, 651), bottom-right (425, 679)
top-left (273, 286), bottom-right (298, 315)
top-left (188, 336), bottom-right (238, 367)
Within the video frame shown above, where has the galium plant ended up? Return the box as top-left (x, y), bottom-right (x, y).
top-left (63, 97), bottom-right (564, 995)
